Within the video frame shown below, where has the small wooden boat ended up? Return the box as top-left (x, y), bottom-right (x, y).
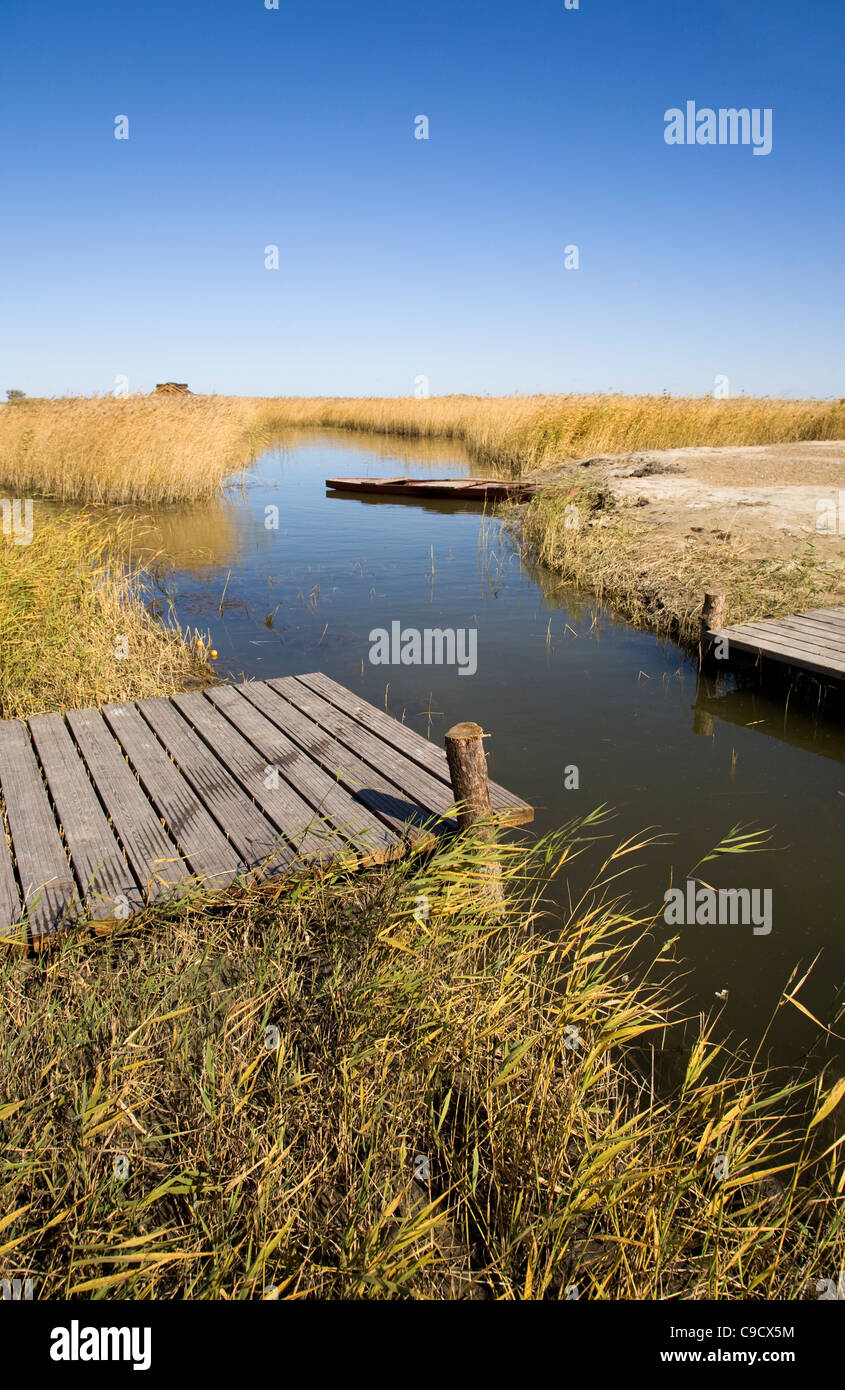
top-left (325, 476), bottom-right (539, 503)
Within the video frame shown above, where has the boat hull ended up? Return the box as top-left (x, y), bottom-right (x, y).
top-left (325, 476), bottom-right (539, 503)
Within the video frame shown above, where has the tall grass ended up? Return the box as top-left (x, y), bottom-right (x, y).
top-left (519, 482), bottom-right (845, 643)
top-left (0, 514), bottom-right (213, 718)
top-left (2, 392), bottom-right (844, 503)
top-left (248, 392), bottom-right (845, 477)
top-left (4, 393), bottom-right (843, 648)
top-left (0, 395), bottom-right (257, 504)
top-left (1, 820), bottom-right (842, 1299)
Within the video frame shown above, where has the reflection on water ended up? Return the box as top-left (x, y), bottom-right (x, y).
top-left (60, 430), bottom-right (845, 1073)
top-left (41, 495), bottom-right (242, 574)
top-left (42, 430), bottom-right (478, 575)
top-left (279, 427), bottom-right (476, 469)
top-left (694, 681), bottom-right (845, 766)
top-left (123, 497), bottom-right (243, 573)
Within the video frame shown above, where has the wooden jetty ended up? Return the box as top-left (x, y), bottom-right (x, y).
top-left (702, 593), bottom-right (845, 683)
top-left (326, 476), bottom-right (540, 503)
top-left (0, 674), bottom-right (532, 947)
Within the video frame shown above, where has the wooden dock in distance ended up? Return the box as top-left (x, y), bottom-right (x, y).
top-left (703, 597), bottom-right (845, 682)
top-left (0, 673), bottom-right (532, 947)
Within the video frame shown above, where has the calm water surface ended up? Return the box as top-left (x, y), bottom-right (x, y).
top-left (122, 430), bottom-right (845, 1071)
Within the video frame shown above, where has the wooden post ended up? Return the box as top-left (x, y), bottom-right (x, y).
top-left (444, 722), bottom-right (491, 830)
top-left (700, 592), bottom-right (726, 640)
top-left (444, 722), bottom-right (504, 915)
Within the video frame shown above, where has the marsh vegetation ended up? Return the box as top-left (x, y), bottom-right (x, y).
top-left (2, 821), bottom-right (842, 1299)
top-left (1, 406), bottom-right (843, 1300)
top-left (2, 391), bottom-right (844, 503)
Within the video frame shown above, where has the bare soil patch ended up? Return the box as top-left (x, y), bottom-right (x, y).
top-left (530, 440), bottom-right (845, 564)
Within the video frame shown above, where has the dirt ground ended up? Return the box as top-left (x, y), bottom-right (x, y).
top-left (533, 440), bottom-right (845, 562)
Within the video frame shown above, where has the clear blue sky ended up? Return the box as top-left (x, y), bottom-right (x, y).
top-left (2, 0), bottom-right (843, 399)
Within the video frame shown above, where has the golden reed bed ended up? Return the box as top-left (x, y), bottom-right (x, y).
top-left (2, 392), bottom-right (844, 503)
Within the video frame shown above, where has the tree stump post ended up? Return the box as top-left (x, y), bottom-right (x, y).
top-left (444, 722), bottom-right (504, 916)
top-left (699, 592), bottom-right (727, 667)
top-left (700, 592), bottom-right (727, 640)
top-left (444, 722), bottom-right (491, 830)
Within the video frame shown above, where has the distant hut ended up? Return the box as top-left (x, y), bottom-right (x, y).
top-left (154, 382), bottom-right (192, 395)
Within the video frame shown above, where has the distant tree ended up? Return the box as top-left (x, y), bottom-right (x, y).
top-left (6, 389), bottom-right (26, 402)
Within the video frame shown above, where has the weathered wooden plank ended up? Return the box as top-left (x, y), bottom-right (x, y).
top-left (295, 672), bottom-right (534, 825)
top-left (202, 684), bottom-right (402, 863)
top-left (29, 712), bottom-right (143, 920)
top-left (716, 622), bottom-right (845, 671)
top-left (750, 616), bottom-right (845, 656)
top-left (166, 691), bottom-right (335, 866)
top-left (769, 612), bottom-right (845, 635)
top-left (714, 625), bottom-right (845, 666)
top-left (102, 701), bottom-right (241, 891)
top-left (0, 720), bottom-right (80, 938)
top-left (789, 611), bottom-right (845, 637)
top-left (66, 707), bottom-right (190, 901)
top-left (0, 674), bottom-right (534, 941)
top-left (711, 626), bottom-right (845, 680)
top-left (717, 621), bottom-right (845, 662)
top-left (262, 677), bottom-right (457, 829)
top-left (741, 612), bottom-right (845, 643)
top-left (710, 606), bottom-right (845, 666)
top-left (137, 696), bottom-right (302, 875)
top-left (732, 648), bottom-right (845, 680)
top-left (0, 818), bottom-right (21, 934)
top-left (789, 611), bottom-right (845, 628)
top-left (232, 680), bottom-right (447, 841)
top-left (714, 618), bottom-right (843, 651)
top-left (794, 607), bottom-right (845, 627)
